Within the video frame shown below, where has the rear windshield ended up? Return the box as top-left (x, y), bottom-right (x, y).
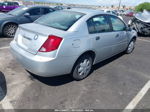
top-left (7, 7), bottom-right (28, 16)
top-left (35, 11), bottom-right (85, 31)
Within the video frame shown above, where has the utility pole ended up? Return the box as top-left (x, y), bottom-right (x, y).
top-left (118, 0), bottom-right (122, 10)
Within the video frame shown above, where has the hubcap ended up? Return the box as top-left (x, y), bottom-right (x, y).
top-left (5, 25), bottom-right (17, 37)
top-left (128, 41), bottom-right (135, 53)
top-left (78, 59), bottom-right (91, 76)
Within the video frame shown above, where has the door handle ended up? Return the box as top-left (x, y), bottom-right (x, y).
top-left (96, 36), bottom-right (100, 40)
top-left (115, 34), bottom-right (120, 38)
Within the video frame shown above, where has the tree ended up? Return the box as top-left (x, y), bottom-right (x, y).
top-left (135, 2), bottom-right (150, 12)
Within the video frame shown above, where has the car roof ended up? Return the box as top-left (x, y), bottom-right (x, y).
top-left (21, 5), bottom-right (53, 9)
top-left (64, 8), bottom-right (105, 16)
top-left (3, 1), bottom-right (18, 3)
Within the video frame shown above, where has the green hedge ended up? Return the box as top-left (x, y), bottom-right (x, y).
top-left (135, 2), bottom-right (150, 12)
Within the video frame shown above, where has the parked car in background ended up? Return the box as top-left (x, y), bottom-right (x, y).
top-left (10, 8), bottom-right (137, 81)
top-left (125, 10), bottom-right (134, 17)
top-left (118, 10), bottom-right (125, 15)
top-left (0, 1), bottom-right (19, 12)
top-left (103, 9), bottom-right (123, 20)
top-left (0, 2), bottom-right (3, 12)
top-left (0, 5), bottom-right (55, 37)
top-left (54, 5), bottom-right (71, 10)
top-left (103, 9), bottom-right (118, 16)
top-left (0, 2), bottom-right (3, 7)
top-left (129, 10), bottom-right (150, 36)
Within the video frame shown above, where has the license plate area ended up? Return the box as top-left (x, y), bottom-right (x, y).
top-left (22, 36), bottom-right (31, 47)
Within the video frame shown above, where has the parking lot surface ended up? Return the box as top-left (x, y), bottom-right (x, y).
top-left (0, 15), bottom-right (150, 111)
top-left (0, 35), bottom-right (150, 111)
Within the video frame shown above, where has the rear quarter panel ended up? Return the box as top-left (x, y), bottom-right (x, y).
top-left (57, 18), bottom-right (94, 57)
top-left (56, 21), bottom-right (96, 69)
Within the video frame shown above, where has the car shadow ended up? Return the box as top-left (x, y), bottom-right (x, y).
top-left (0, 35), bottom-right (7, 38)
top-left (28, 52), bottom-right (125, 86)
top-left (0, 71), bottom-right (7, 101)
top-left (138, 34), bottom-right (150, 38)
top-left (92, 52), bottom-right (124, 71)
top-left (29, 72), bottom-right (74, 86)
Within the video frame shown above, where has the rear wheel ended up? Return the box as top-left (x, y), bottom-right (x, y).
top-left (3, 24), bottom-right (18, 38)
top-left (72, 55), bottom-right (93, 81)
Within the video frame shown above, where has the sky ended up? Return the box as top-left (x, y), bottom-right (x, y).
top-left (25, 0), bottom-right (150, 6)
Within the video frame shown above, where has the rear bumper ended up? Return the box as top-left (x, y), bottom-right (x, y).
top-left (10, 41), bottom-right (76, 77)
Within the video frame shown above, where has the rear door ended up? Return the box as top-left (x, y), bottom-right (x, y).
top-left (87, 15), bottom-right (115, 62)
top-left (108, 15), bottom-right (128, 55)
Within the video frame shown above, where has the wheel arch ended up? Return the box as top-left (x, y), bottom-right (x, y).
top-left (1, 21), bottom-right (18, 37)
top-left (131, 36), bottom-right (137, 42)
top-left (71, 50), bottom-right (96, 73)
top-left (2, 21), bottom-right (18, 31)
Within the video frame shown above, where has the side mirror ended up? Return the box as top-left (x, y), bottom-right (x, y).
top-left (24, 13), bottom-right (30, 17)
top-left (128, 20), bottom-right (132, 27)
top-left (126, 26), bottom-right (132, 31)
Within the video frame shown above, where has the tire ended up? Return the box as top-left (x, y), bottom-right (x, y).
top-left (3, 24), bottom-right (18, 38)
top-left (72, 54), bottom-right (93, 81)
top-left (126, 39), bottom-right (136, 54)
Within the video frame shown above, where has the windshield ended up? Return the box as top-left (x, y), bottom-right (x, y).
top-left (35, 11), bottom-right (85, 31)
top-left (7, 7), bottom-right (28, 16)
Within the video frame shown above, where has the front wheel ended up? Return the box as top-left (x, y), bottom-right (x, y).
top-left (126, 39), bottom-right (136, 54)
top-left (3, 24), bottom-right (18, 38)
top-left (72, 55), bottom-right (93, 81)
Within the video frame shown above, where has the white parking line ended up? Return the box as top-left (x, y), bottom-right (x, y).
top-left (123, 80), bottom-right (150, 112)
top-left (138, 38), bottom-right (150, 43)
top-left (0, 46), bottom-right (9, 50)
top-left (0, 96), bottom-right (14, 110)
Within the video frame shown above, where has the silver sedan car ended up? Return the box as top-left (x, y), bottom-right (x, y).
top-left (10, 8), bottom-right (137, 80)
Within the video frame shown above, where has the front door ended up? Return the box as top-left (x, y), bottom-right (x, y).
top-left (108, 15), bottom-right (128, 55)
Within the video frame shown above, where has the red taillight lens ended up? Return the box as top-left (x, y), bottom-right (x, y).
top-left (39, 35), bottom-right (62, 52)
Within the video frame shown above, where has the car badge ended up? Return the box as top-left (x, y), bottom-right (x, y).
top-left (34, 34), bottom-right (38, 40)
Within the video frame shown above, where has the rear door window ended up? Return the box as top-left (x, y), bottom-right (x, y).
top-left (35, 11), bottom-right (85, 31)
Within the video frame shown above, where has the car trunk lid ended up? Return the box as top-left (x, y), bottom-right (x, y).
top-left (16, 23), bottom-right (66, 55)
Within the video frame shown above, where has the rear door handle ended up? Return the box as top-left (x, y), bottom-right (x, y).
top-left (96, 36), bottom-right (100, 40)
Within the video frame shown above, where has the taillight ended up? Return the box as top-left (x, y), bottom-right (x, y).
top-left (39, 35), bottom-right (62, 52)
